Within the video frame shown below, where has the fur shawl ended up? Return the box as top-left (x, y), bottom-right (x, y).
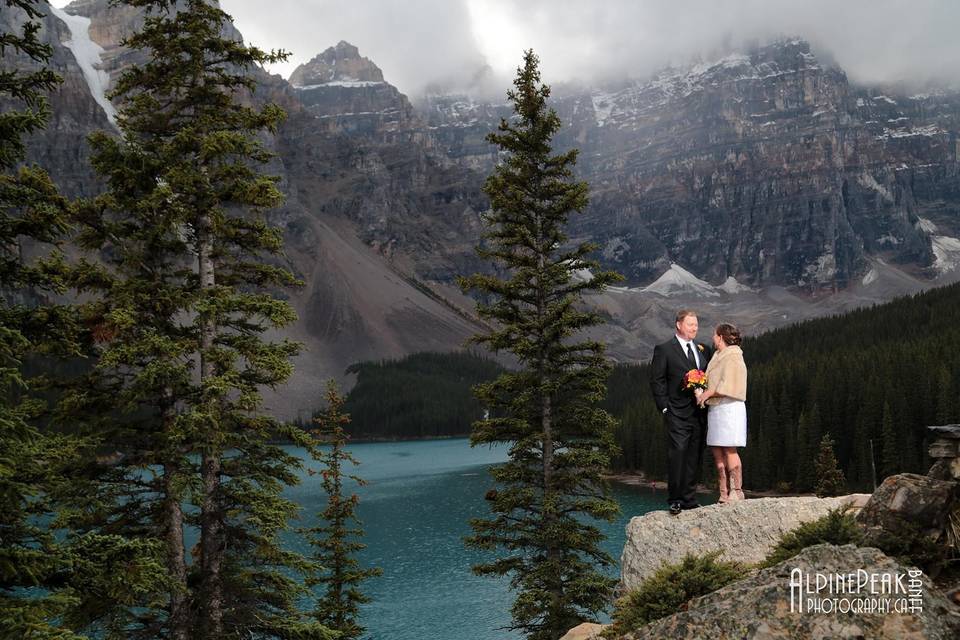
top-left (704, 345), bottom-right (747, 404)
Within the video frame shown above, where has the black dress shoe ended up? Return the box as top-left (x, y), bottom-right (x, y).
top-left (669, 502), bottom-right (682, 515)
top-left (681, 502), bottom-right (701, 510)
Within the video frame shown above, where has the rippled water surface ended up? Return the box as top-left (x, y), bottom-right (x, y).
top-left (283, 438), bottom-right (691, 640)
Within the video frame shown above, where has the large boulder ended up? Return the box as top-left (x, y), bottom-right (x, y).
top-left (856, 473), bottom-right (960, 539)
top-left (626, 544), bottom-right (960, 639)
top-left (620, 495), bottom-right (870, 590)
top-left (559, 622), bottom-right (605, 640)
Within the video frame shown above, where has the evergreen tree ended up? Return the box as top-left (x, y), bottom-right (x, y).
top-left (0, 3), bottom-right (146, 637)
top-left (935, 365), bottom-right (954, 425)
top-left (306, 380), bottom-right (381, 639)
top-left (794, 411), bottom-right (812, 492)
top-left (67, 1), bottom-right (334, 637)
top-left (603, 281), bottom-right (960, 490)
top-left (880, 401), bottom-right (899, 480)
top-left (814, 433), bottom-right (846, 497)
top-left (0, 0), bottom-right (59, 168)
top-left (794, 403), bottom-right (822, 492)
top-left (457, 50), bottom-right (624, 640)
top-left (341, 351), bottom-right (504, 438)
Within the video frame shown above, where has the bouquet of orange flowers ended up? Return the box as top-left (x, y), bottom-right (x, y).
top-left (683, 369), bottom-right (708, 398)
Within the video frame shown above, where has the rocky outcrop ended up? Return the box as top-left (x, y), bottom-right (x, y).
top-left (560, 622), bottom-right (605, 640)
top-left (620, 494), bottom-right (871, 591)
top-left (2, 2), bottom-right (112, 197)
top-left (288, 41), bottom-right (417, 136)
top-left (591, 467), bottom-right (960, 639)
top-left (64, 0), bottom-right (248, 90)
top-left (927, 424), bottom-right (960, 481)
top-left (289, 41), bottom-right (384, 86)
top-left (856, 473), bottom-right (960, 540)
top-left (627, 544), bottom-right (960, 639)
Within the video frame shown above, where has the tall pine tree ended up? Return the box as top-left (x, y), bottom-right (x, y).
top-left (305, 379), bottom-right (381, 640)
top-left (458, 50), bottom-right (623, 640)
top-left (0, 2), bottom-right (146, 637)
top-left (67, 1), bottom-right (335, 638)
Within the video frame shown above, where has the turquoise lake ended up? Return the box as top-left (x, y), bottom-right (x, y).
top-left (283, 438), bottom-right (712, 640)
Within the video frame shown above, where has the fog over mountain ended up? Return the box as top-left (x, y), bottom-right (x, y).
top-left (54, 0), bottom-right (958, 96)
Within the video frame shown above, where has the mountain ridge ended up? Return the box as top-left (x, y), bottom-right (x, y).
top-left (9, 2), bottom-right (960, 419)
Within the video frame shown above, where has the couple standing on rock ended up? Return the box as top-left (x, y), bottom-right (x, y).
top-left (650, 309), bottom-right (748, 515)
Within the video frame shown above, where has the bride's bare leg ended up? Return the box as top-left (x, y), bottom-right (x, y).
top-left (725, 448), bottom-right (744, 500)
top-left (711, 446), bottom-right (728, 502)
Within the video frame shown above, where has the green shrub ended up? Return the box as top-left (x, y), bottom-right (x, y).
top-left (862, 517), bottom-right (950, 579)
top-left (601, 551), bottom-right (745, 638)
top-left (761, 505), bottom-right (863, 568)
top-left (775, 481), bottom-right (792, 494)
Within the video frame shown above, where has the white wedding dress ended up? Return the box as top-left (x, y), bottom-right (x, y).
top-left (706, 396), bottom-right (747, 447)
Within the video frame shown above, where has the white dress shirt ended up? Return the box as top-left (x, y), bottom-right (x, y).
top-left (676, 335), bottom-right (701, 369)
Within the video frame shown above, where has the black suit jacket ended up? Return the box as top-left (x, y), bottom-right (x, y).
top-left (649, 337), bottom-right (715, 420)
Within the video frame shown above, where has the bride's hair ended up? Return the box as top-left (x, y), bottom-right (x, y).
top-left (716, 323), bottom-right (742, 346)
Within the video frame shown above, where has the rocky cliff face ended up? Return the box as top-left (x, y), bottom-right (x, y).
top-left (1, 3), bottom-right (112, 197)
top-left (288, 41), bottom-right (419, 136)
top-left (426, 40), bottom-right (960, 292)
top-left (11, 2), bottom-right (960, 418)
top-left (11, 1), bottom-right (491, 420)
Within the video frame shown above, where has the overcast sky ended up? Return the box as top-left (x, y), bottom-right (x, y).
top-left (53, 0), bottom-right (960, 97)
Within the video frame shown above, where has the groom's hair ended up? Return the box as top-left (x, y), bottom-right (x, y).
top-left (675, 309), bottom-right (697, 324)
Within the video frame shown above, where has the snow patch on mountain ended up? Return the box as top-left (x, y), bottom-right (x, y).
top-left (591, 93), bottom-right (615, 127)
top-left (643, 263), bottom-right (720, 297)
top-left (49, 6), bottom-right (116, 126)
top-left (586, 43), bottom-right (821, 131)
top-left (931, 235), bottom-right (960, 273)
top-left (295, 80), bottom-right (385, 89)
top-left (857, 172), bottom-right (893, 202)
top-left (570, 267), bottom-right (594, 282)
top-left (717, 276), bottom-right (755, 294)
top-left (878, 124), bottom-right (945, 140)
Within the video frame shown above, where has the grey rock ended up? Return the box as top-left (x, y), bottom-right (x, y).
top-left (289, 41), bottom-right (384, 86)
top-left (856, 473), bottom-right (960, 539)
top-left (427, 39), bottom-right (960, 292)
top-left (627, 544), bottom-right (960, 640)
top-left (620, 495), bottom-right (871, 591)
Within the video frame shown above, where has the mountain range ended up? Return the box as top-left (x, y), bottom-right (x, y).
top-left (7, 0), bottom-right (960, 420)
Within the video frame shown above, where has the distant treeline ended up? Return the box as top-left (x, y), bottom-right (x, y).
top-left (334, 283), bottom-right (960, 490)
top-left (338, 351), bottom-right (505, 439)
top-left (605, 282), bottom-right (960, 492)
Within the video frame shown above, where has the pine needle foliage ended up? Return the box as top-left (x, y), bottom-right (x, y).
top-left (305, 380), bottom-right (381, 640)
top-left (64, 2), bottom-right (334, 638)
top-left (457, 49), bottom-right (624, 640)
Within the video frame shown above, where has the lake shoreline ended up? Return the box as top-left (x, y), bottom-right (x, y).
top-left (603, 471), bottom-right (806, 498)
top-left (346, 434), bottom-right (470, 443)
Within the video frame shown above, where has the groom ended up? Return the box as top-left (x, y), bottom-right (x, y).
top-left (649, 309), bottom-right (713, 515)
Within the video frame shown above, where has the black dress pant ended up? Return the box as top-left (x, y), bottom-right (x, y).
top-left (665, 410), bottom-right (705, 505)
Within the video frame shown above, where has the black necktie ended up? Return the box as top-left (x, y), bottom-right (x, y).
top-left (686, 343), bottom-right (698, 369)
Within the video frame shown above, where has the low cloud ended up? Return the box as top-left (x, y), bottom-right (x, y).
top-left (56, 1), bottom-right (960, 96)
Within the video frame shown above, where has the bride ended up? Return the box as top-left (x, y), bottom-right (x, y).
top-left (697, 323), bottom-right (747, 504)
